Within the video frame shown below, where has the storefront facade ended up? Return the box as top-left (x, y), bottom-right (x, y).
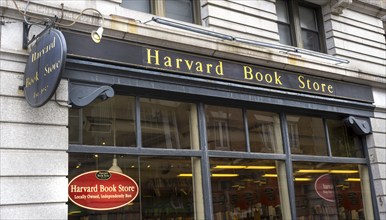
top-left (1, 0), bottom-right (385, 219)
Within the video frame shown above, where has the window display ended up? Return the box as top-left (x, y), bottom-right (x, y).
top-left (293, 162), bottom-right (368, 220)
top-left (210, 159), bottom-right (287, 220)
top-left (68, 154), bottom-right (202, 220)
top-left (68, 95), bottom-right (373, 219)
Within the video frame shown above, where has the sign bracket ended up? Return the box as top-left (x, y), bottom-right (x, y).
top-left (23, 18), bottom-right (55, 49)
top-left (69, 83), bottom-right (115, 108)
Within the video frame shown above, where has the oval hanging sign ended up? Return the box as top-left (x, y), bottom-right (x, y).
top-left (24, 28), bottom-right (67, 107)
top-left (68, 170), bottom-right (139, 210)
top-left (314, 174), bottom-right (336, 203)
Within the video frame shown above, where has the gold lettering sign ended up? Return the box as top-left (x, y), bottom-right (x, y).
top-left (298, 75), bottom-right (334, 94)
top-left (62, 31), bottom-right (374, 103)
top-left (146, 48), bottom-right (223, 76)
top-left (142, 47), bottom-right (343, 98)
top-left (24, 29), bottom-right (67, 107)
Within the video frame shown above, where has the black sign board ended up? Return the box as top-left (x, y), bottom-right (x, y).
top-left (63, 31), bottom-right (373, 103)
top-left (24, 29), bottom-right (67, 107)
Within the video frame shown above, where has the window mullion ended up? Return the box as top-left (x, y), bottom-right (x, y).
top-left (197, 102), bottom-right (214, 220)
top-left (280, 112), bottom-right (297, 219)
top-left (193, 0), bottom-right (202, 25)
top-left (153, 0), bottom-right (165, 17)
top-left (323, 118), bottom-right (333, 157)
top-left (315, 6), bottom-right (327, 52)
top-left (135, 96), bottom-right (142, 148)
top-left (243, 108), bottom-right (251, 152)
top-left (290, 0), bottom-right (302, 48)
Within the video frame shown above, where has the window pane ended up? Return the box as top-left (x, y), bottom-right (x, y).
top-left (276, 0), bottom-right (290, 23)
top-left (293, 162), bottom-right (366, 219)
top-left (299, 6), bottom-right (317, 31)
top-left (278, 23), bottom-right (292, 46)
top-left (165, 0), bottom-right (194, 23)
top-left (205, 105), bottom-right (246, 151)
top-left (121, 0), bottom-right (151, 13)
top-left (69, 109), bottom-right (81, 144)
top-left (68, 154), bottom-right (203, 219)
top-left (287, 115), bottom-right (328, 156)
top-left (327, 119), bottom-right (364, 158)
top-left (69, 96), bottom-right (136, 147)
top-left (68, 153), bottom-right (140, 219)
top-left (301, 30), bottom-right (321, 52)
top-left (247, 110), bottom-right (283, 153)
top-left (140, 157), bottom-right (198, 219)
top-left (140, 98), bottom-right (197, 149)
top-left (210, 158), bottom-right (284, 219)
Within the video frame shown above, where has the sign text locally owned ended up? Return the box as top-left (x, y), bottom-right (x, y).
top-left (68, 170), bottom-right (139, 210)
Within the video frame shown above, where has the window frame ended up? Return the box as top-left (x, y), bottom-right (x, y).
top-left (277, 0), bottom-right (326, 53)
top-left (68, 92), bottom-right (373, 219)
top-left (121, 0), bottom-right (202, 25)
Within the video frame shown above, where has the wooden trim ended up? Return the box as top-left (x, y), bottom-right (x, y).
top-left (290, 0), bottom-right (303, 48)
top-left (153, 0), bottom-right (165, 17)
top-left (193, 0), bottom-right (202, 25)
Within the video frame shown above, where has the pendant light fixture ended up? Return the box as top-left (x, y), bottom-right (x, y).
top-left (109, 155), bottom-right (123, 173)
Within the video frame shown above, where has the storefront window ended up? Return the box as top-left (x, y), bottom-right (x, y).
top-left (210, 158), bottom-right (287, 219)
top-left (247, 110), bottom-right (283, 153)
top-left (287, 115), bottom-right (328, 156)
top-left (68, 153), bottom-right (203, 219)
top-left (141, 156), bottom-right (202, 219)
top-left (68, 94), bottom-right (373, 219)
top-left (69, 96), bottom-right (136, 147)
top-left (206, 105), bottom-right (246, 151)
top-left (293, 162), bottom-right (367, 219)
top-left (140, 98), bottom-right (198, 149)
top-left (327, 119), bottom-right (364, 158)
top-left (68, 153), bottom-right (140, 219)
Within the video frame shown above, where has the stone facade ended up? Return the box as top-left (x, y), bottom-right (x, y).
top-left (0, 0), bottom-right (385, 219)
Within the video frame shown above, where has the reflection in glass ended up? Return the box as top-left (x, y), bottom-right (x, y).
top-left (276, 0), bottom-right (290, 23)
top-left (121, 0), bottom-right (151, 13)
top-left (140, 98), bottom-right (197, 149)
top-left (247, 110), bottom-right (283, 153)
top-left (299, 6), bottom-right (317, 30)
top-left (327, 119), bottom-right (364, 158)
top-left (301, 30), bottom-right (320, 52)
top-left (165, 0), bottom-right (194, 23)
top-left (293, 162), bottom-right (366, 219)
top-left (206, 105), bottom-right (246, 151)
top-left (210, 158), bottom-right (284, 219)
top-left (69, 109), bottom-right (81, 144)
top-left (276, 0), bottom-right (293, 46)
top-left (287, 115), bottom-right (328, 156)
top-left (278, 24), bottom-right (292, 46)
top-left (298, 5), bottom-right (320, 52)
top-left (140, 156), bottom-right (200, 219)
top-left (69, 96), bottom-right (136, 147)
